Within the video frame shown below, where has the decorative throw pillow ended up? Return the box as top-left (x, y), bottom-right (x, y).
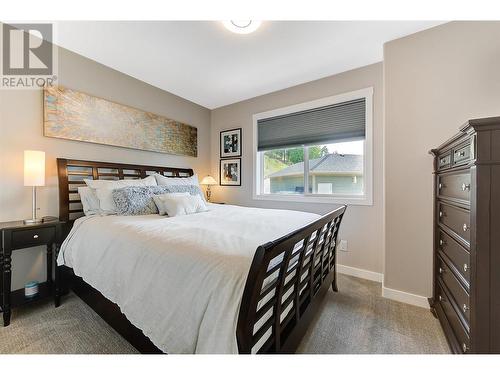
top-left (111, 185), bottom-right (204, 215)
top-left (153, 194), bottom-right (208, 217)
top-left (154, 173), bottom-right (206, 202)
top-left (112, 186), bottom-right (159, 215)
top-left (155, 184), bottom-right (205, 200)
top-left (85, 175), bottom-right (157, 214)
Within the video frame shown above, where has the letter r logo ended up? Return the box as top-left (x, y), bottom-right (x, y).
top-left (2, 23), bottom-right (53, 75)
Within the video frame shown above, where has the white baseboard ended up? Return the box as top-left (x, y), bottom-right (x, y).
top-left (337, 264), bottom-right (384, 283)
top-left (336, 264), bottom-right (429, 308)
top-left (382, 285), bottom-right (430, 308)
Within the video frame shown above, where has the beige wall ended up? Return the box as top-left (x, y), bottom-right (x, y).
top-left (210, 63), bottom-right (384, 274)
top-left (0, 47), bottom-right (211, 290)
top-left (384, 21), bottom-right (500, 297)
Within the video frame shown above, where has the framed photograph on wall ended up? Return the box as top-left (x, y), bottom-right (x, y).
top-left (220, 158), bottom-right (241, 186)
top-left (220, 128), bottom-right (242, 158)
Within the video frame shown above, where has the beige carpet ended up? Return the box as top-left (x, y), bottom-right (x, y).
top-left (0, 274), bottom-right (449, 354)
top-left (298, 275), bottom-right (449, 353)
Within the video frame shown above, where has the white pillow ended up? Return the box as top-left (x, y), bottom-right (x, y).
top-left (153, 193), bottom-right (208, 217)
top-left (85, 175), bottom-right (157, 214)
top-left (155, 173), bottom-right (200, 187)
top-left (85, 175), bottom-right (157, 190)
top-left (150, 192), bottom-right (190, 215)
top-left (77, 187), bottom-right (100, 216)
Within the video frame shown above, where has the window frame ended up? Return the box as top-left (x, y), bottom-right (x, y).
top-left (252, 87), bottom-right (373, 206)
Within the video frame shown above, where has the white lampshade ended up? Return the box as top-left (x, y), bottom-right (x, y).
top-left (200, 175), bottom-right (217, 186)
top-left (24, 150), bottom-right (45, 187)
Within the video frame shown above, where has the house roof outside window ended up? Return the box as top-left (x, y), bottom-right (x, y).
top-left (267, 153), bottom-right (363, 178)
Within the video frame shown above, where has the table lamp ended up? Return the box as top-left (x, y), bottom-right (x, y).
top-left (23, 150), bottom-right (45, 224)
top-left (200, 175), bottom-right (217, 202)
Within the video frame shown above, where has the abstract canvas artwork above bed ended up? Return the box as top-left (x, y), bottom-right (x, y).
top-left (43, 86), bottom-right (198, 157)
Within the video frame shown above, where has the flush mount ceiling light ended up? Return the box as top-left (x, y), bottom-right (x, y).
top-left (222, 20), bottom-right (262, 34)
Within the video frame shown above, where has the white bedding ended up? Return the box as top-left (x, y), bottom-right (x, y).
top-left (58, 203), bottom-right (319, 354)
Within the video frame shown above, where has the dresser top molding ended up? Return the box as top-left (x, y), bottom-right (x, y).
top-left (430, 116), bottom-right (500, 156)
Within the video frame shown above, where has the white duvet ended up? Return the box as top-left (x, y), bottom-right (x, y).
top-left (58, 203), bottom-right (319, 354)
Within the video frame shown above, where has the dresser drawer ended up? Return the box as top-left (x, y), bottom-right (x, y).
top-left (438, 203), bottom-right (470, 244)
top-left (438, 152), bottom-right (452, 170)
top-left (10, 226), bottom-right (56, 250)
top-left (437, 170), bottom-right (471, 203)
top-left (438, 230), bottom-right (470, 285)
top-left (437, 255), bottom-right (470, 323)
top-left (453, 143), bottom-right (472, 166)
top-left (436, 281), bottom-right (470, 353)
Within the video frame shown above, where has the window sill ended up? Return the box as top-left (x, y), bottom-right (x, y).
top-left (252, 193), bottom-right (373, 206)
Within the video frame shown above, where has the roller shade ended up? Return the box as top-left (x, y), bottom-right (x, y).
top-left (257, 98), bottom-right (366, 151)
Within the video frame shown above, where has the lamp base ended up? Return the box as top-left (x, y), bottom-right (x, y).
top-left (25, 185), bottom-right (44, 224)
top-left (23, 218), bottom-right (44, 224)
top-left (206, 186), bottom-right (212, 202)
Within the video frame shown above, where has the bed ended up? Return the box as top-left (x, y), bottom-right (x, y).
top-left (55, 158), bottom-right (346, 354)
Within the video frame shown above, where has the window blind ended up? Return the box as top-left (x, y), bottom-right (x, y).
top-left (257, 98), bottom-right (366, 151)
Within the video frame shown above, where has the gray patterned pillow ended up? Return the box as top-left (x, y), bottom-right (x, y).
top-left (157, 184), bottom-right (205, 200)
top-left (112, 185), bottom-right (204, 215)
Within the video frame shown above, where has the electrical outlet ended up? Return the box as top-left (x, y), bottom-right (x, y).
top-left (339, 240), bottom-right (348, 252)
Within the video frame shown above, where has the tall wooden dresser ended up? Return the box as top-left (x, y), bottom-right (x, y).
top-left (430, 116), bottom-right (500, 354)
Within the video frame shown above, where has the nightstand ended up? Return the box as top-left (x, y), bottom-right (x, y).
top-left (0, 218), bottom-right (64, 327)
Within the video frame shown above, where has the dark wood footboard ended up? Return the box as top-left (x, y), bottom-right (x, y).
top-left (237, 205), bottom-right (346, 353)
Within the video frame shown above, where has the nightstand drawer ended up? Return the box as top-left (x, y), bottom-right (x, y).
top-left (11, 226), bottom-right (56, 250)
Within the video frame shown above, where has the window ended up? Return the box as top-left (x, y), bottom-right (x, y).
top-left (307, 141), bottom-right (364, 195)
top-left (253, 88), bottom-right (373, 205)
top-left (262, 147), bottom-right (304, 194)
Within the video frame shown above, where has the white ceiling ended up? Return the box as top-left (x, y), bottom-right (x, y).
top-left (54, 21), bottom-right (443, 109)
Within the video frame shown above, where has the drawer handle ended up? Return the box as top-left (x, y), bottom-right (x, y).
top-left (463, 263), bottom-right (468, 273)
top-left (462, 304), bottom-right (469, 313)
top-left (438, 294), bottom-right (446, 302)
top-left (439, 267), bottom-right (445, 275)
top-left (462, 343), bottom-right (469, 353)
top-left (463, 223), bottom-right (469, 232)
top-left (439, 211), bottom-right (443, 218)
top-left (33, 234), bottom-right (39, 239)
top-left (439, 239), bottom-right (446, 247)
top-left (461, 183), bottom-right (470, 191)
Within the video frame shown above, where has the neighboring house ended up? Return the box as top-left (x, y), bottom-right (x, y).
top-left (267, 153), bottom-right (363, 195)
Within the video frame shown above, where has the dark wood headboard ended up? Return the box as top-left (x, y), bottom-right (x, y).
top-left (57, 158), bottom-right (194, 222)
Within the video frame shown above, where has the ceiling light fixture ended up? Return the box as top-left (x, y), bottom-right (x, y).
top-left (222, 20), bottom-right (261, 34)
